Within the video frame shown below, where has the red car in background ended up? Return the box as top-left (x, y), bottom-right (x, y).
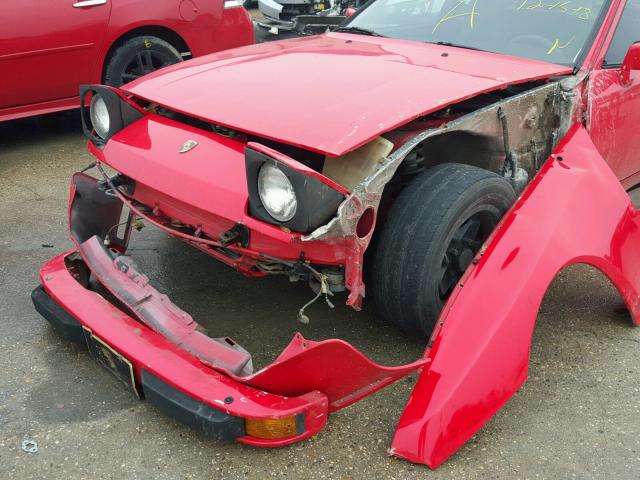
top-left (0, 0), bottom-right (253, 122)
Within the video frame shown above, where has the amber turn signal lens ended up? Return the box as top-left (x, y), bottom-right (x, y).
top-left (245, 416), bottom-right (298, 439)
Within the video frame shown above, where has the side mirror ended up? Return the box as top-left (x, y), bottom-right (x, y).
top-left (345, 7), bottom-right (356, 17)
top-left (621, 42), bottom-right (640, 86)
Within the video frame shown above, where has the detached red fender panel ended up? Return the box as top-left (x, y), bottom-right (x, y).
top-left (392, 125), bottom-right (640, 467)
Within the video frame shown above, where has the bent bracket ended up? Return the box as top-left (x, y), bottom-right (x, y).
top-left (392, 125), bottom-right (640, 468)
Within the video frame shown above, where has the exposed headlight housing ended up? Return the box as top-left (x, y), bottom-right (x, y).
top-left (257, 163), bottom-right (298, 222)
top-left (245, 147), bottom-right (346, 234)
top-left (90, 95), bottom-right (110, 139)
top-left (80, 85), bottom-right (145, 147)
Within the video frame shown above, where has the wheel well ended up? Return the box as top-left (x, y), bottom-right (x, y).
top-left (419, 130), bottom-right (504, 174)
top-left (376, 131), bottom-right (504, 226)
top-left (420, 130), bottom-right (505, 172)
top-left (539, 264), bottom-right (632, 323)
top-left (102, 26), bottom-right (190, 82)
top-left (386, 131), bottom-right (505, 195)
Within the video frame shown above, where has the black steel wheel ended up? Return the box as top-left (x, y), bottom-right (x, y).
top-left (104, 36), bottom-right (182, 87)
top-left (370, 163), bottom-right (516, 338)
top-left (438, 211), bottom-right (493, 300)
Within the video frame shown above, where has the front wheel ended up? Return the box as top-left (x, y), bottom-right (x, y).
top-left (103, 36), bottom-right (182, 87)
top-left (370, 163), bottom-right (516, 338)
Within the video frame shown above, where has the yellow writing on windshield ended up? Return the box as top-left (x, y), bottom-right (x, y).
top-left (432, 0), bottom-right (479, 34)
top-left (516, 0), bottom-right (592, 21)
top-left (546, 36), bottom-right (575, 54)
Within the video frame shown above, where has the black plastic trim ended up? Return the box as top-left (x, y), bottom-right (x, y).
top-left (141, 370), bottom-right (246, 441)
top-left (33, 285), bottom-right (246, 440)
top-left (245, 147), bottom-right (345, 234)
top-left (31, 285), bottom-right (85, 344)
top-left (80, 84), bottom-right (144, 147)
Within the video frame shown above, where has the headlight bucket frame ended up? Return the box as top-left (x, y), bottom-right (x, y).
top-left (245, 146), bottom-right (345, 234)
top-left (80, 85), bottom-right (145, 147)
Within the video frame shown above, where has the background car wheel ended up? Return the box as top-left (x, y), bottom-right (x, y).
top-left (103, 36), bottom-right (182, 87)
top-left (370, 163), bottom-right (516, 339)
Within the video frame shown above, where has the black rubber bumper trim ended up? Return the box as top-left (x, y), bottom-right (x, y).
top-left (33, 284), bottom-right (246, 440)
top-left (141, 369), bottom-right (246, 441)
top-left (31, 285), bottom-right (85, 344)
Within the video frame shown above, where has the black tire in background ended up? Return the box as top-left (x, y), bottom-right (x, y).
top-left (103, 36), bottom-right (182, 87)
top-left (370, 163), bottom-right (516, 339)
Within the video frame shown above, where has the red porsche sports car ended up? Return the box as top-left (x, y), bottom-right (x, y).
top-left (33, 0), bottom-right (640, 469)
top-left (0, 0), bottom-right (253, 122)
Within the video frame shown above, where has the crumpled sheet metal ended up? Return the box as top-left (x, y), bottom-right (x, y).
top-left (303, 81), bottom-right (574, 242)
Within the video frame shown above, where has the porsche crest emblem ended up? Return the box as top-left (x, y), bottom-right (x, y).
top-left (179, 140), bottom-right (198, 153)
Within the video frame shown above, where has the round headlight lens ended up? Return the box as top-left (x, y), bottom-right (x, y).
top-left (257, 163), bottom-right (297, 222)
top-left (90, 94), bottom-right (110, 139)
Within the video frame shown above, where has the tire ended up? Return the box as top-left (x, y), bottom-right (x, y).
top-left (104, 36), bottom-right (182, 87)
top-left (370, 163), bottom-right (516, 338)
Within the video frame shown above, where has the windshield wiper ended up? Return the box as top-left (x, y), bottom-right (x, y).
top-left (334, 26), bottom-right (386, 37)
top-left (429, 41), bottom-right (488, 52)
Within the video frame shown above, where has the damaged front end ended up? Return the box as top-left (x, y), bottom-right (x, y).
top-left (33, 46), bottom-right (640, 466)
top-left (33, 164), bottom-right (427, 445)
top-left (35, 77), bottom-right (569, 456)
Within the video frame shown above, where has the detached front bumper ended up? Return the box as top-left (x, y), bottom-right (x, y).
top-left (35, 282), bottom-right (248, 440)
top-left (34, 236), bottom-right (425, 446)
top-left (34, 251), bottom-right (328, 445)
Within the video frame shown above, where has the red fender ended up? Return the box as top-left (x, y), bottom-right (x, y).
top-left (391, 124), bottom-right (640, 467)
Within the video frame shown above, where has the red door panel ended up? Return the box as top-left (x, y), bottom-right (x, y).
top-left (588, 0), bottom-right (640, 181)
top-left (0, 0), bottom-right (111, 108)
top-left (588, 68), bottom-right (640, 181)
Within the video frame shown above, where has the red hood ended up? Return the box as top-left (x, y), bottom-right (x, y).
top-left (123, 33), bottom-right (572, 157)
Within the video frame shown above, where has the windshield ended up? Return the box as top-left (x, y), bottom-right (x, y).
top-left (346, 0), bottom-right (609, 65)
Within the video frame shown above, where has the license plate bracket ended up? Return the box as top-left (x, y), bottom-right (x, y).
top-left (83, 327), bottom-right (141, 398)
